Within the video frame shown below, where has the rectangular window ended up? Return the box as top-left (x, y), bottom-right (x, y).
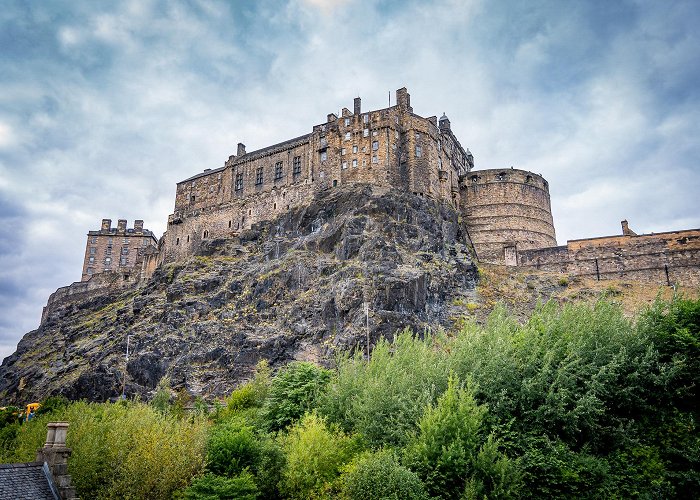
top-left (88, 256), bottom-right (94, 263)
top-left (415, 145), bottom-right (422, 157)
top-left (344, 132), bottom-right (351, 140)
top-left (256, 167), bottom-right (264, 185)
top-left (104, 257), bottom-right (112, 265)
top-left (352, 145), bottom-right (358, 153)
top-left (274, 161), bottom-right (283, 181)
top-left (352, 159), bottom-right (357, 167)
top-left (320, 137), bottom-right (327, 147)
top-left (235, 172), bottom-right (244, 191)
top-left (320, 151), bottom-right (327, 161)
top-left (341, 148), bottom-right (346, 155)
top-left (121, 247), bottom-right (129, 255)
top-left (363, 128), bottom-right (369, 137)
top-left (372, 130), bottom-right (378, 136)
top-left (363, 114), bottom-right (369, 123)
top-left (342, 161), bottom-right (347, 169)
top-left (416, 132), bottom-right (421, 140)
top-left (372, 141), bottom-right (379, 151)
top-left (90, 237), bottom-right (97, 244)
top-left (293, 156), bottom-right (302, 175)
top-left (120, 257), bottom-right (127, 266)
top-left (87, 267), bottom-right (93, 275)
top-left (372, 155), bottom-right (378, 164)
top-left (344, 118), bottom-right (350, 126)
top-left (89, 247), bottom-right (96, 255)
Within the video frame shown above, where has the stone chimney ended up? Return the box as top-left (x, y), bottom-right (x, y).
top-left (354, 97), bottom-right (361, 115)
top-left (117, 219), bottom-right (127, 233)
top-left (621, 220), bottom-right (637, 236)
top-left (36, 422), bottom-right (77, 499)
top-left (237, 143), bottom-right (246, 156)
top-left (327, 112), bottom-right (337, 123)
top-left (101, 219), bottom-right (111, 232)
top-left (134, 220), bottom-right (144, 233)
top-left (396, 87), bottom-right (411, 111)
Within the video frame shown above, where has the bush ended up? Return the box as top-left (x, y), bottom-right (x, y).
top-left (403, 376), bottom-right (519, 498)
top-left (279, 413), bottom-right (362, 499)
top-left (319, 329), bottom-right (449, 447)
top-left (0, 400), bottom-right (208, 499)
top-left (261, 362), bottom-right (330, 431)
top-left (205, 418), bottom-right (284, 498)
top-left (181, 472), bottom-right (258, 500)
top-left (341, 450), bottom-right (428, 500)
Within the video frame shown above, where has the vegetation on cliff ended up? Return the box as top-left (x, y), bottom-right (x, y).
top-left (1, 297), bottom-right (698, 498)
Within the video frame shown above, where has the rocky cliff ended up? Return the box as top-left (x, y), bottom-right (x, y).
top-left (0, 185), bottom-right (478, 403)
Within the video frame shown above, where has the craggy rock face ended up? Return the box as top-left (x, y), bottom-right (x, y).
top-left (0, 185), bottom-right (477, 403)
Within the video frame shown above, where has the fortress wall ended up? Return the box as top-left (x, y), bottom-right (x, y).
top-left (518, 229), bottom-right (700, 287)
top-left (462, 169), bottom-right (556, 263)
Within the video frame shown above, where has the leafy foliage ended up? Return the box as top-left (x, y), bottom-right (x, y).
top-left (261, 361), bottom-right (330, 431)
top-left (279, 413), bottom-right (362, 499)
top-left (341, 450), bottom-right (428, 500)
top-left (181, 472), bottom-right (258, 500)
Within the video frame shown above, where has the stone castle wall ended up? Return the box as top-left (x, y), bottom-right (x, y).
top-left (518, 227), bottom-right (700, 287)
top-left (162, 88), bottom-right (474, 263)
top-left (461, 168), bottom-right (557, 264)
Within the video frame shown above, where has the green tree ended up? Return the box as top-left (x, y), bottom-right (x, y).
top-left (182, 472), bottom-right (258, 500)
top-left (341, 450), bottom-right (428, 500)
top-left (261, 362), bottom-right (330, 431)
top-left (279, 413), bottom-right (362, 499)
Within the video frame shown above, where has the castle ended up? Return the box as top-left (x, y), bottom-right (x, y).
top-left (67, 87), bottom-right (698, 308)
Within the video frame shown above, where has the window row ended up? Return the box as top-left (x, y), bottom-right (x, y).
top-left (234, 156), bottom-right (303, 191)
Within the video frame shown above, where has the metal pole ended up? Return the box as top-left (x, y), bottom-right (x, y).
top-left (121, 335), bottom-right (131, 400)
top-left (364, 302), bottom-right (370, 360)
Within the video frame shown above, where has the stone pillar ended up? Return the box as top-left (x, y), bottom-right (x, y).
top-left (37, 422), bottom-right (78, 500)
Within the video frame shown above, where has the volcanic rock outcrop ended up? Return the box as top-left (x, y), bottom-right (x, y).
top-left (0, 185), bottom-right (478, 403)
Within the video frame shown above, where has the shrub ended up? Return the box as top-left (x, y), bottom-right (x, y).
top-left (261, 361), bottom-right (330, 431)
top-left (403, 376), bottom-right (519, 498)
top-left (1, 400), bottom-right (208, 499)
top-left (181, 472), bottom-right (258, 500)
top-left (341, 450), bottom-right (428, 500)
top-left (279, 413), bottom-right (362, 499)
top-left (319, 329), bottom-right (449, 447)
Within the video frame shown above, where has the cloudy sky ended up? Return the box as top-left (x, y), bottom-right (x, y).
top-left (1, 0), bottom-right (699, 360)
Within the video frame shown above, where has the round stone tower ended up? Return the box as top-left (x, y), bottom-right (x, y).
top-left (462, 168), bottom-right (556, 265)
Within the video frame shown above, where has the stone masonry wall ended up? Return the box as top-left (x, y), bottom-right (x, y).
top-left (519, 228), bottom-right (700, 287)
top-left (161, 88), bottom-right (473, 265)
top-left (462, 168), bottom-right (557, 263)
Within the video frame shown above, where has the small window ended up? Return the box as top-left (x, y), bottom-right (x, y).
top-left (352, 145), bottom-right (358, 153)
top-left (104, 257), bottom-right (112, 265)
top-left (352, 159), bottom-right (357, 167)
top-left (372, 130), bottom-right (378, 136)
top-left (395, 131), bottom-right (399, 139)
top-left (438, 140), bottom-right (441, 151)
top-left (320, 137), bottom-right (327, 147)
top-left (415, 145), bottom-right (422, 158)
top-left (320, 151), bottom-right (327, 161)
top-left (176, 237), bottom-right (180, 245)
top-left (121, 247), bottom-right (129, 255)
top-left (191, 195), bottom-right (196, 202)
top-left (372, 141), bottom-right (379, 151)
top-left (256, 167), bottom-right (264, 185)
top-left (293, 156), bottom-right (302, 175)
top-left (228, 220), bottom-right (232, 228)
top-left (274, 161), bottom-right (283, 181)
top-left (363, 114), bottom-right (369, 123)
top-left (344, 118), bottom-right (350, 126)
top-left (120, 257), bottom-right (127, 266)
top-left (372, 155), bottom-right (378, 164)
top-left (89, 247), bottom-right (96, 255)
top-left (395, 116), bottom-right (399, 124)
top-left (344, 132), bottom-right (351, 140)
top-left (363, 128), bottom-right (369, 137)
top-left (88, 256), bottom-right (94, 263)
top-left (526, 175), bottom-right (533, 183)
top-left (342, 161), bottom-right (347, 169)
top-left (90, 237), bottom-right (97, 243)
top-left (87, 267), bottom-right (93, 275)
top-left (333, 180), bottom-right (338, 187)
top-left (471, 175), bottom-right (478, 183)
top-left (235, 172), bottom-right (244, 191)
top-left (187, 235), bottom-right (190, 242)
top-left (191, 181), bottom-right (195, 187)
top-left (416, 132), bottom-right (421, 140)
top-left (341, 148), bottom-right (346, 155)
top-left (496, 172), bottom-right (506, 181)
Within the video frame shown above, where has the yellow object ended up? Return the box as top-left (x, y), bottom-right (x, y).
top-left (25, 402), bottom-right (40, 421)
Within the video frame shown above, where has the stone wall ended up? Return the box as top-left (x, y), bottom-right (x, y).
top-left (462, 168), bottom-right (557, 263)
top-left (161, 87), bottom-right (474, 265)
top-left (519, 227), bottom-right (700, 287)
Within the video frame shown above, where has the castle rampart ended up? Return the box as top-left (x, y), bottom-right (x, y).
top-left (518, 223), bottom-right (700, 287)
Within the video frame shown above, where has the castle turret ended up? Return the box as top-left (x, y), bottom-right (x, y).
top-left (462, 169), bottom-right (557, 265)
